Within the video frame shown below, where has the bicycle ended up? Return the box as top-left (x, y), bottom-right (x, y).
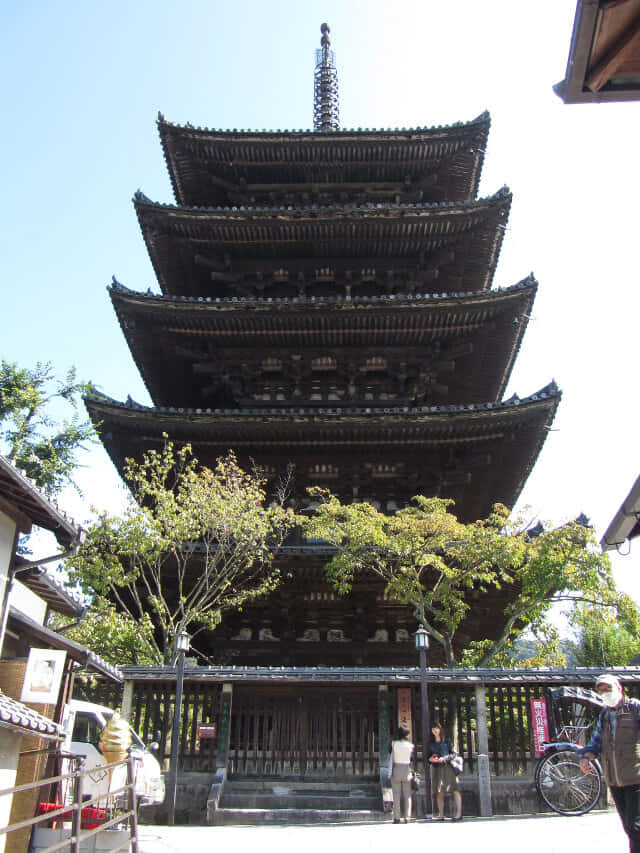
top-left (534, 687), bottom-right (605, 817)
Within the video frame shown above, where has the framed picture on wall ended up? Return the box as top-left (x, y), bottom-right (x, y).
top-left (20, 648), bottom-right (67, 704)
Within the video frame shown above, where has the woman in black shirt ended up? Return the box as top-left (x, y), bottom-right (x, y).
top-left (427, 721), bottom-right (462, 820)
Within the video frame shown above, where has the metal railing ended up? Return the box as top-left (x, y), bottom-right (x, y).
top-left (0, 750), bottom-right (139, 853)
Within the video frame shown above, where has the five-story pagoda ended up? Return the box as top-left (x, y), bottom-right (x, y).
top-left (87, 25), bottom-right (559, 669)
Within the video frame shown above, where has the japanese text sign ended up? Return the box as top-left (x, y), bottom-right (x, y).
top-left (530, 698), bottom-right (549, 755)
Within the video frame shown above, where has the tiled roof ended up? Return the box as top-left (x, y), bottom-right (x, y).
top-left (13, 560), bottom-right (85, 617)
top-left (85, 385), bottom-right (560, 523)
top-left (133, 185), bottom-right (511, 215)
top-left (157, 109), bottom-right (491, 136)
top-left (8, 608), bottom-right (122, 683)
top-left (134, 188), bottom-right (511, 300)
top-left (121, 664), bottom-right (640, 686)
top-left (109, 273), bottom-right (536, 308)
top-left (86, 380), bottom-right (559, 419)
top-left (0, 454), bottom-right (79, 547)
top-left (157, 112), bottom-right (492, 207)
top-left (0, 691), bottom-right (60, 740)
top-left (108, 275), bottom-right (537, 411)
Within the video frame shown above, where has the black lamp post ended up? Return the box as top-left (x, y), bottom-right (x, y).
top-left (414, 624), bottom-right (432, 816)
top-left (167, 629), bottom-right (190, 826)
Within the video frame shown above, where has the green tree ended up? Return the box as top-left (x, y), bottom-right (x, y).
top-left (0, 360), bottom-right (94, 495)
top-left (473, 622), bottom-right (568, 669)
top-left (303, 491), bottom-right (618, 667)
top-left (570, 597), bottom-right (640, 667)
top-left (68, 442), bottom-right (295, 664)
top-left (50, 600), bottom-right (157, 666)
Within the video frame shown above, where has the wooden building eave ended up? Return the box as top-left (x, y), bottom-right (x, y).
top-left (0, 454), bottom-right (79, 547)
top-left (7, 607), bottom-right (122, 682)
top-left (555, 0), bottom-right (640, 103)
top-left (13, 558), bottom-right (84, 617)
top-left (157, 112), bottom-right (490, 207)
top-left (109, 276), bottom-right (536, 409)
top-left (120, 664), bottom-right (640, 686)
top-left (85, 384), bottom-right (560, 522)
top-left (134, 189), bottom-right (511, 299)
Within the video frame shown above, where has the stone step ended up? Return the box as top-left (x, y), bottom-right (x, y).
top-left (212, 808), bottom-right (389, 826)
top-left (225, 776), bottom-right (379, 791)
top-left (220, 776), bottom-right (382, 812)
top-left (221, 792), bottom-right (380, 810)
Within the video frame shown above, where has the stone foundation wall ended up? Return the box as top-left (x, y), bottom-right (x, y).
top-left (148, 771), bottom-right (611, 824)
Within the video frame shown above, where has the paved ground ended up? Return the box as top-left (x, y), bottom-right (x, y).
top-left (138, 810), bottom-right (627, 853)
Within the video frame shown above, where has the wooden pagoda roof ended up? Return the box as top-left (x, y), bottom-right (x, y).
top-left (157, 112), bottom-right (491, 207)
top-left (555, 0), bottom-right (640, 103)
top-left (134, 188), bottom-right (511, 298)
top-left (85, 383), bottom-right (560, 522)
top-left (109, 276), bottom-right (536, 409)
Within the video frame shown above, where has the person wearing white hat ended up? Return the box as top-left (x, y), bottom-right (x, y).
top-left (579, 675), bottom-right (640, 853)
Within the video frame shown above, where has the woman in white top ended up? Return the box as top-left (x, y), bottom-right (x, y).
top-left (390, 725), bottom-right (415, 823)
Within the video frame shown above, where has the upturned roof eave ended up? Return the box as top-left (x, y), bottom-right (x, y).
top-left (133, 186), bottom-right (511, 218)
top-left (157, 111), bottom-right (491, 207)
top-left (109, 273), bottom-right (536, 313)
top-left (86, 387), bottom-right (560, 522)
top-left (157, 110), bottom-right (491, 142)
top-left (109, 276), bottom-right (537, 410)
top-left (134, 188), bottom-right (512, 297)
top-left (85, 382), bottom-right (560, 426)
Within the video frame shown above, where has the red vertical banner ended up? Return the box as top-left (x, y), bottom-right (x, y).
top-left (530, 698), bottom-right (550, 755)
top-left (397, 688), bottom-right (413, 740)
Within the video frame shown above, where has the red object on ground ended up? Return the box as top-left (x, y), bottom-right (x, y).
top-left (37, 802), bottom-right (107, 829)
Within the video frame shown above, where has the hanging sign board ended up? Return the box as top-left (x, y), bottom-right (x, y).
top-left (198, 724), bottom-right (217, 739)
top-left (530, 698), bottom-right (550, 755)
top-left (397, 688), bottom-right (413, 740)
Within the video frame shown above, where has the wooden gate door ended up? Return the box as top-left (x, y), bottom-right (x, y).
top-left (228, 688), bottom-right (379, 777)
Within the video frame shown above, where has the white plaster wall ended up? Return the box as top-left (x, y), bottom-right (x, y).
top-left (9, 581), bottom-right (47, 625)
top-left (0, 727), bottom-right (21, 853)
top-left (0, 511), bottom-right (17, 615)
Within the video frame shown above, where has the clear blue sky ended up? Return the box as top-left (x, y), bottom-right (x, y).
top-left (3, 1), bottom-right (640, 602)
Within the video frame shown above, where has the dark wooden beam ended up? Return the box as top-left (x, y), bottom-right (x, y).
top-left (0, 494), bottom-right (32, 536)
top-left (586, 13), bottom-right (640, 91)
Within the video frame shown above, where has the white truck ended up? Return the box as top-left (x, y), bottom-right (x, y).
top-left (61, 699), bottom-right (165, 806)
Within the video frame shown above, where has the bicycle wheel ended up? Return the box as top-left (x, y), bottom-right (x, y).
top-left (536, 749), bottom-right (602, 816)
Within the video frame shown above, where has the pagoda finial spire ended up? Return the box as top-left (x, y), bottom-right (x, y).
top-left (313, 23), bottom-right (340, 132)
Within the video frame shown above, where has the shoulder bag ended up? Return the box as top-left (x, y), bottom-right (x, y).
top-left (449, 754), bottom-right (464, 774)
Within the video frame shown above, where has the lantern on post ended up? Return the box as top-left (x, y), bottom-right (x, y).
top-left (167, 629), bottom-right (190, 825)
top-left (414, 624), bottom-right (432, 816)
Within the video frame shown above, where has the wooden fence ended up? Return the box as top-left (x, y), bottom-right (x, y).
top-left (75, 673), bottom-right (640, 778)
top-left (227, 689), bottom-right (379, 777)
